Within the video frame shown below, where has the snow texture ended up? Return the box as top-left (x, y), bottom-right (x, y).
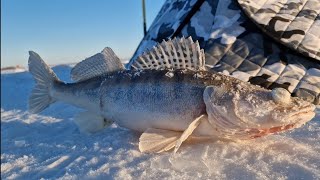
top-left (1, 65), bottom-right (320, 179)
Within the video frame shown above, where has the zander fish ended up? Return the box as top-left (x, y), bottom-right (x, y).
top-left (28, 37), bottom-right (316, 153)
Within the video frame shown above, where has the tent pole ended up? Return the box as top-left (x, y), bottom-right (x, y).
top-left (142, 0), bottom-right (147, 36)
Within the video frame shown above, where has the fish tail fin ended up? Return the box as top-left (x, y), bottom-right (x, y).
top-left (28, 51), bottom-right (59, 113)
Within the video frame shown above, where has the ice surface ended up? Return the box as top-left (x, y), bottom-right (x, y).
top-left (1, 65), bottom-right (320, 179)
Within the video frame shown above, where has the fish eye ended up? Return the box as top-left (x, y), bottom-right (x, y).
top-left (271, 88), bottom-right (291, 104)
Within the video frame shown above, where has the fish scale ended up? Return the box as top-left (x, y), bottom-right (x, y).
top-left (99, 70), bottom-right (208, 132)
top-left (28, 37), bottom-right (316, 153)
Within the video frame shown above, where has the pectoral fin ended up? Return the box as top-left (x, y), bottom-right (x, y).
top-left (74, 111), bottom-right (113, 133)
top-left (139, 115), bottom-right (206, 153)
top-left (139, 128), bottom-right (181, 153)
top-left (174, 114), bottom-right (206, 153)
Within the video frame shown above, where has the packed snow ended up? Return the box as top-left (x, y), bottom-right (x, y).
top-left (1, 65), bottom-right (319, 179)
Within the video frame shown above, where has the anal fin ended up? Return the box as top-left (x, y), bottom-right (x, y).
top-left (74, 111), bottom-right (113, 133)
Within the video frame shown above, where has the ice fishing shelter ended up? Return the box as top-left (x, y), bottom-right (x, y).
top-left (129, 0), bottom-right (320, 104)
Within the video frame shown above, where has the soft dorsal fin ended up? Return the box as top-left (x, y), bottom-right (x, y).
top-left (130, 37), bottom-right (206, 71)
top-left (71, 47), bottom-right (125, 81)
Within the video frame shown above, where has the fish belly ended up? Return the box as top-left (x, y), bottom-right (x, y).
top-left (100, 82), bottom-right (206, 132)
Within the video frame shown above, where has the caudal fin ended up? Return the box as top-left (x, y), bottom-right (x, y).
top-left (28, 51), bottom-right (59, 113)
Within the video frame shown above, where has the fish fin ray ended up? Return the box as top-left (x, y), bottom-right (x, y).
top-left (74, 111), bottom-right (113, 133)
top-left (28, 51), bottom-right (59, 113)
top-left (174, 114), bottom-right (206, 153)
top-left (139, 128), bottom-right (181, 153)
top-left (131, 37), bottom-right (206, 71)
top-left (71, 47), bottom-right (125, 81)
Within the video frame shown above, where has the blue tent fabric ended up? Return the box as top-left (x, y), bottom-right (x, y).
top-left (238, 0), bottom-right (320, 61)
top-left (129, 0), bottom-right (319, 104)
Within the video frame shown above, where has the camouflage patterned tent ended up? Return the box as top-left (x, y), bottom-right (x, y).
top-left (128, 0), bottom-right (320, 105)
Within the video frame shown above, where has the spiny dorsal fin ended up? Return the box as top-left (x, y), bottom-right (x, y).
top-left (130, 37), bottom-right (206, 71)
top-left (71, 47), bottom-right (125, 82)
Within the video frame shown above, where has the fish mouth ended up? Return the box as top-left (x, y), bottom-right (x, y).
top-left (207, 101), bottom-right (316, 140)
top-left (285, 104), bottom-right (316, 126)
top-left (248, 104), bottom-right (316, 139)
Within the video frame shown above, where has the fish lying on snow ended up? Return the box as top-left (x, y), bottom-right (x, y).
top-left (28, 37), bottom-right (316, 153)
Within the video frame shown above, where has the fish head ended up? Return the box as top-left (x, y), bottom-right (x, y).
top-left (204, 83), bottom-right (316, 139)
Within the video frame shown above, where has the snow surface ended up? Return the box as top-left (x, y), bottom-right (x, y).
top-left (1, 65), bottom-right (320, 179)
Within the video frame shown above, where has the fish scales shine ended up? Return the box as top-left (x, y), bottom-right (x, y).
top-left (28, 37), bottom-right (316, 153)
top-left (54, 69), bottom-right (243, 133)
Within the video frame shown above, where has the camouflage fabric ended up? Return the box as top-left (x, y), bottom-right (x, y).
top-left (237, 0), bottom-right (320, 61)
top-left (129, 0), bottom-right (320, 104)
top-left (131, 0), bottom-right (199, 60)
